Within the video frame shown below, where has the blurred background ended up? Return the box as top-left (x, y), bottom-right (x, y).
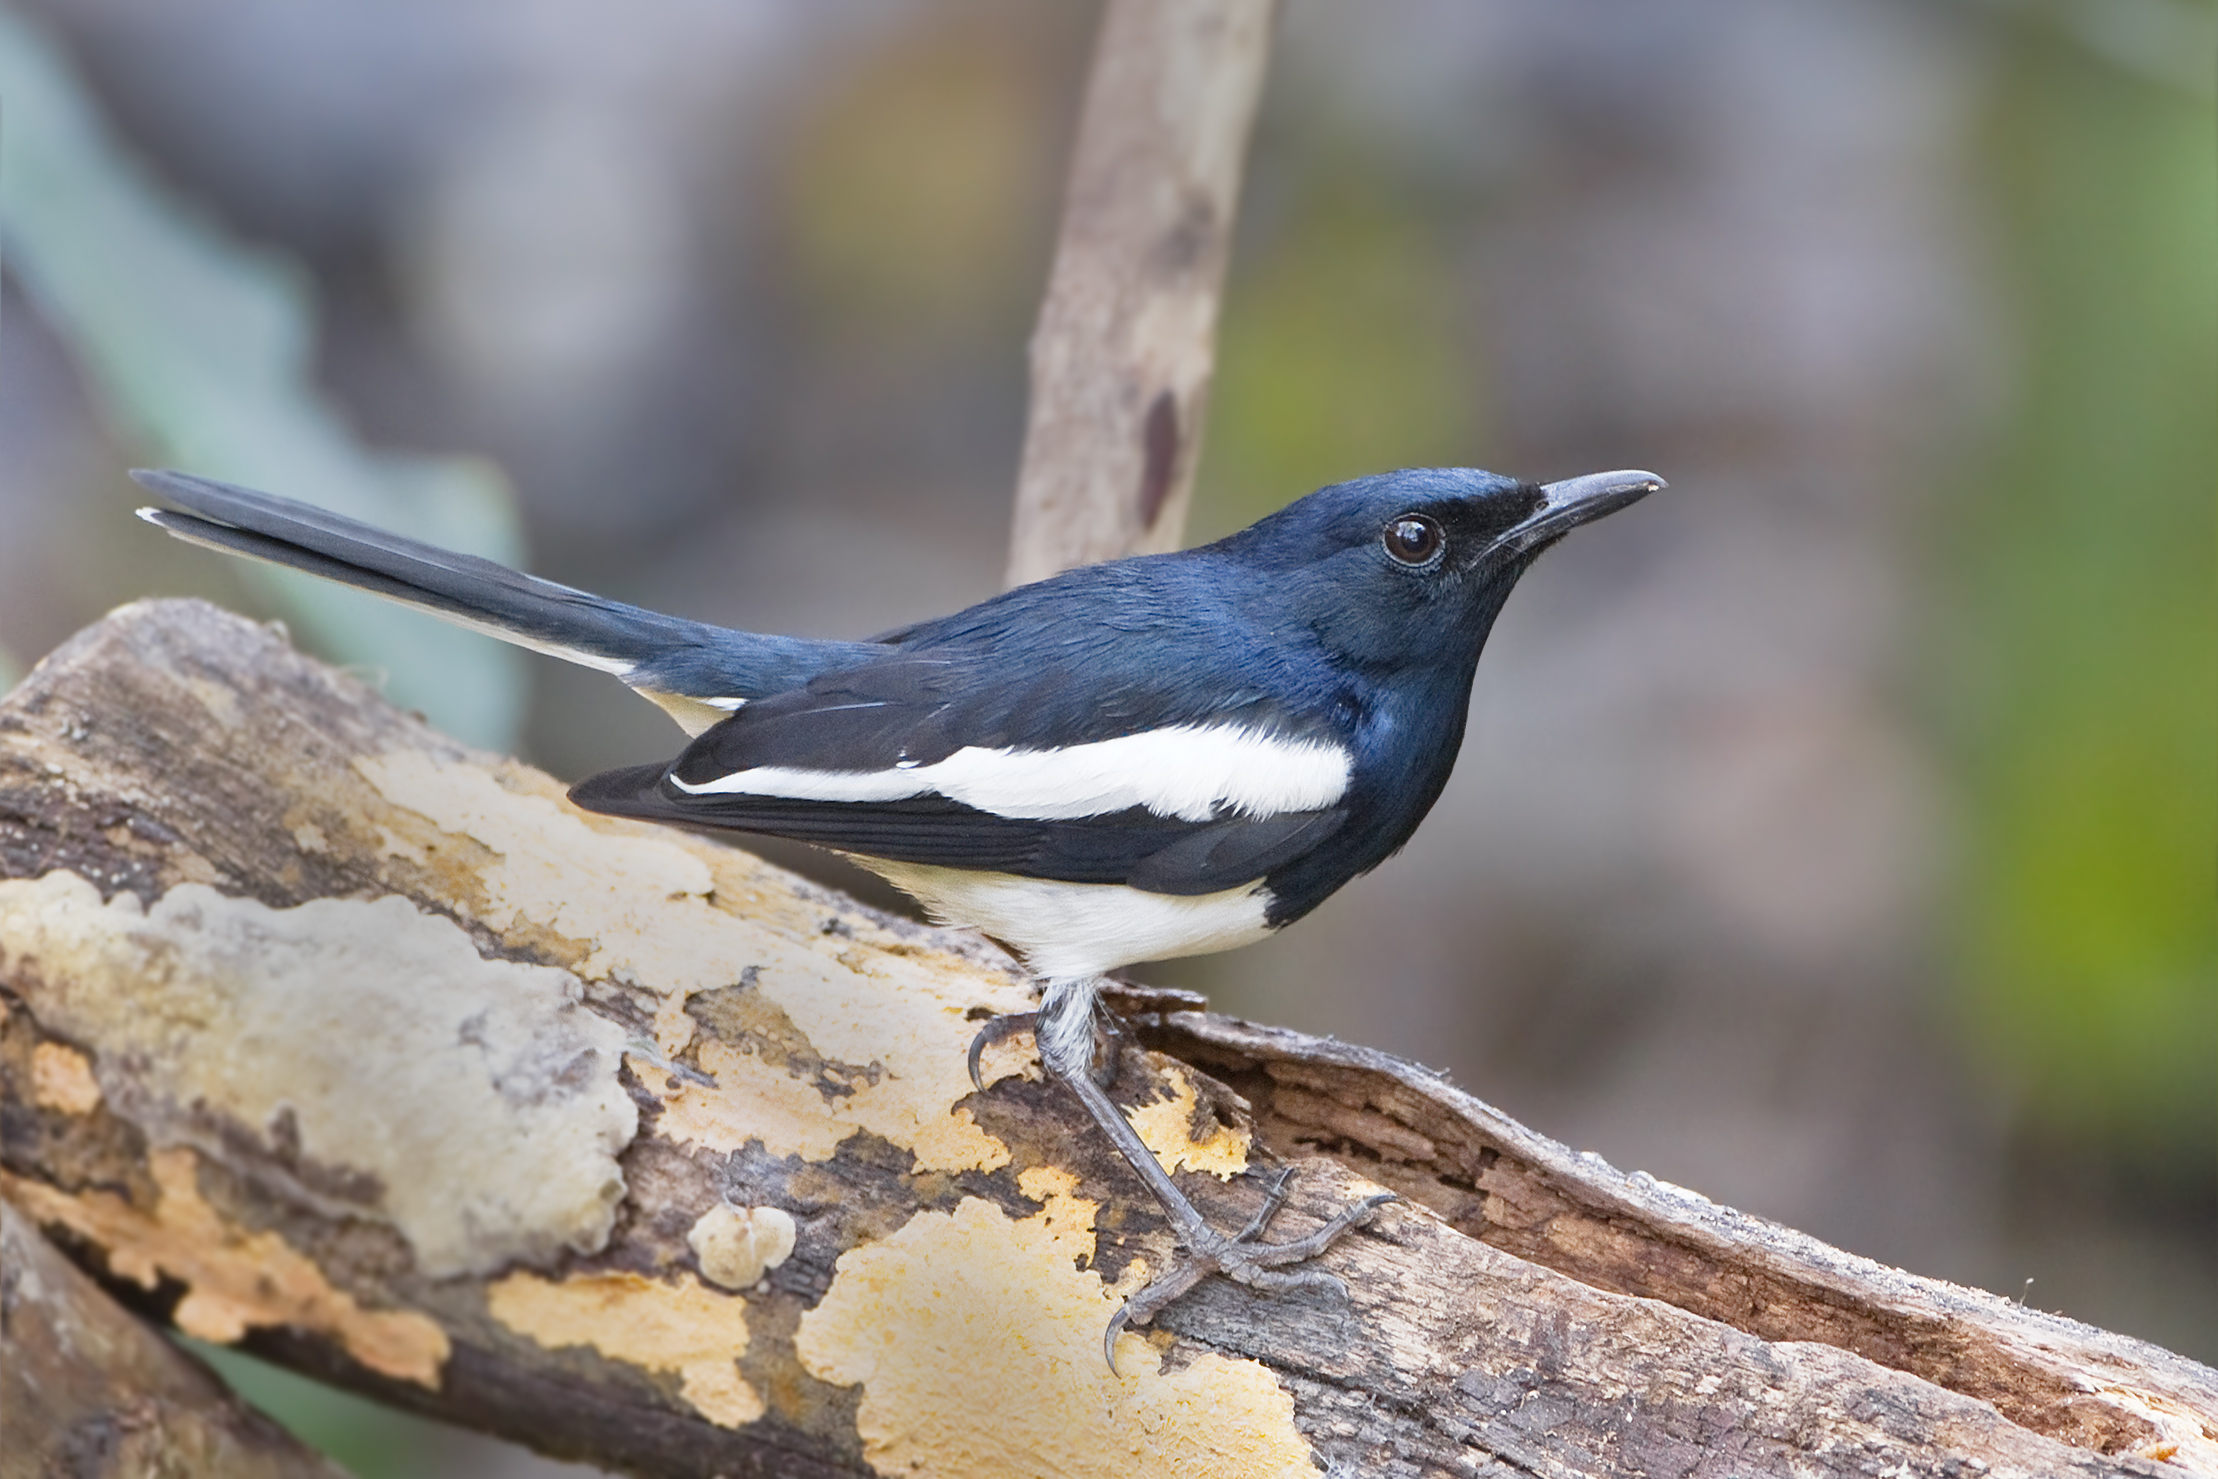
top-left (0, 0), bottom-right (2209, 1472)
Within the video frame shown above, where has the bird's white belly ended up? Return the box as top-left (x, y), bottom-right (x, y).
top-left (855, 859), bottom-right (1276, 980)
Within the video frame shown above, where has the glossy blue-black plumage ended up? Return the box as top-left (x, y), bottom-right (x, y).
top-left (581, 468), bottom-right (1558, 925)
top-left (131, 468), bottom-right (883, 696)
top-left (137, 463), bottom-right (1650, 935)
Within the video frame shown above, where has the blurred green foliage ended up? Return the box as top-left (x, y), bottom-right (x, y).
top-left (0, 5), bottom-right (525, 749)
top-left (1193, 165), bottom-right (1482, 539)
top-left (184, 1340), bottom-right (442, 1479)
top-left (1956, 27), bottom-right (2217, 1161)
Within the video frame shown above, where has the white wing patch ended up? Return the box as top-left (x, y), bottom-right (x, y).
top-left (668, 724), bottom-right (1351, 822)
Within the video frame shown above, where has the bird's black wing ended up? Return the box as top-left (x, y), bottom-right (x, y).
top-left (566, 639), bottom-right (1355, 895)
top-left (569, 765), bottom-right (1346, 895)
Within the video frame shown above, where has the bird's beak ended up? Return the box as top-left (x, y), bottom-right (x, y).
top-left (1496, 469), bottom-right (1665, 555)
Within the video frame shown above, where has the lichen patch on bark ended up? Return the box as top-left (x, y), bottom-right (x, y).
top-left (0, 871), bottom-right (636, 1278)
top-left (486, 1269), bottom-right (763, 1428)
top-left (357, 749), bottom-right (1027, 1173)
top-left (1124, 1061), bottom-right (1250, 1177)
top-left (2, 1148), bottom-right (449, 1388)
top-left (30, 1039), bottom-right (102, 1114)
top-left (793, 1170), bottom-right (1319, 1478)
top-left (634, 1048), bottom-right (861, 1162)
top-left (355, 751), bottom-right (721, 1010)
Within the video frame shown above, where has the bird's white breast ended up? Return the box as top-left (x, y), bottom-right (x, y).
top-left (671, 723), bottom-right (1350, 823)
top-left (857, 859), bottom-right (1277, 980)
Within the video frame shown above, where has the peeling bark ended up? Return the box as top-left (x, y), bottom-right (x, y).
top-left (2, 600), bottom-right (2212, 1478)
top-left (1004, 0), bottom-right (1278, 585)
top-left (1, 1199), bottom-right (349, 1479)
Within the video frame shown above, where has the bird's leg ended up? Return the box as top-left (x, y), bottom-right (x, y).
top-left (1034, 977), bottom-right (1395, 1369)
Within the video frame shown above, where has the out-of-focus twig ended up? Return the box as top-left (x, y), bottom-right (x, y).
top-left (1004, 0), bottom-right (1278, 585)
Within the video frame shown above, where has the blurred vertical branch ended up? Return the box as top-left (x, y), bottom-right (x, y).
top-left (1004, 0), bottom-right (1278, 584)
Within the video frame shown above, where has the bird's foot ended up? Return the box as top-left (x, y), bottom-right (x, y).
top-left (1102, 1167), bottom-right (1395, 1371)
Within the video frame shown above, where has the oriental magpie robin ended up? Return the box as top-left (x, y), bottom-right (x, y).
top-left (135, 462), bottom-right (1659, 1357)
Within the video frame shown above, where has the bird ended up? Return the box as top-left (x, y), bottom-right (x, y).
top-left (134, 462), bottom-right (1660, 1360)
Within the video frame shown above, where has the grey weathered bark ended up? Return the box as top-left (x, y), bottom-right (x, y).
top-left (1004, 0), bottom-right (1277, 585)
top-left (2, 600), bottom-right (2211, 1478)
top-left (1, 1199), bottom-right (348, 1479)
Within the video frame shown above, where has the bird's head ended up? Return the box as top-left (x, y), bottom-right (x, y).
top-left (1217, 466), bottom-right (1663, 672)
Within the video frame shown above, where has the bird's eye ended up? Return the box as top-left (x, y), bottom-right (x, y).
top-left (1382, 514), bottom-right (1444, 567)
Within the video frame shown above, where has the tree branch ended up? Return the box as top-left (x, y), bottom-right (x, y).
top-left (1005, 0), bottom-right (1277, 585)
top-left (1, 1198), bottom-right (348, 1479)
top-left (3, 600), bottom-right (2209, 1477)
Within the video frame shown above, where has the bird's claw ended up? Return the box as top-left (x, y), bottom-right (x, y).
top-left (968, 1007), bottom-right (1126, 1091)
top-left (1102, 1171), bottom-right (1396, 1374)
top-left (965, 1011), bottom-right (1038, 1092)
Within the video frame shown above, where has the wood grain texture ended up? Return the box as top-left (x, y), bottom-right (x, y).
top-left (3, 601), bottom-right (2211, 1478)
top-left (1004, 0), bottom-right (1277, 585)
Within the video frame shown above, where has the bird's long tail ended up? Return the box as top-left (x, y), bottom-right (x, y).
top-left (135, 468), bottom-right (705, 676)
top-left (133, 468), bottom-right (883, 734)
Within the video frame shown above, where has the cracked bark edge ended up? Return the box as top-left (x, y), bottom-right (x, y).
top-left (1142, 1011), bottom-right (2218, 1467)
